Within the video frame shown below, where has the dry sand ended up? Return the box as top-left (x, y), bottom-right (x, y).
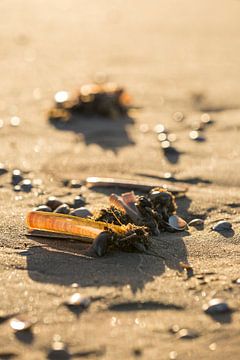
top-left (0, 1), bottom-right (240, 359)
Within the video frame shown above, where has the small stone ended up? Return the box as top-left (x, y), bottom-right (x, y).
top-left (10, 116), bottom-right (21, 127)
top-left (212, 221), bottom-right (232, 232)
top-left (203, 298), bottom-right (231, 314)
top-left (0, 163), bottom-right (8, 175)
top-left (69, 179), bottom-right (82, 188)
top-left (46, 196), bottom-right (63, 210)
top-left (209, 342), bottom-right (217, 351)
top-left (169, 324), bottom-right (180, 334)
top-left (172, 111), bottom-right (184, 122)
top-left (158, 133), bottom-right (167, 142)
top-left (177, 328), bottom-right (199, 340)
top-left (73, 195), bottom-right (85, 208)
top-left (34, 205), bottom-right (52, 212)
top-left (11, 169), bottom-right (23, 185)
top-left (54, 204), bottom-right (70, 214)
top-left (20, 179), bottom-right (33, 192)
top-left (70, 207), bottom-right (92, 218)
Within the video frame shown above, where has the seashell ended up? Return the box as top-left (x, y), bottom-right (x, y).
top-left (212, 221), bottom-right (232, 232)
top-left (70, 207), bottom-right (92, 218)
top-left (54, 204), bottom-right (70, 214)
top-left (46, 197), bottom-right (63, 211)
top-left (168, 215), bottom-right (187, 231)
top-left (177, 328), bottom-right (199, 340)
top-left (91, 231), bottom-right (111, 257)
top-left (109, 192), bottom-right (142, 224)
top-left (73, 195), bottom-right (85, 208)
top-left (35, 205), bottom-right (52, 212)
top-left (20, 179), bottom-right (33, 192)
top-left (10, 316), bottom-right (34, 332)
top-left (188, 218), bottom-right (204, 228)
top-left (203, 298), bottom-right (231, 314)
top-left (65, 293), bottom-right (91, 308)
top-left (11, 169), bottom-right (23, 185)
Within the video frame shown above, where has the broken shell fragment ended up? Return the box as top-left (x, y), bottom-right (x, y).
top-left (212, 221), bottom-right (232, 232)
top-left (168, 215), bottom-right (187, 231)
top-left (35, 205), bottom-right (52, 212)
top-left (203, 298), bottom-right (231, 314)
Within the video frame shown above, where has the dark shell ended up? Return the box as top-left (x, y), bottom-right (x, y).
top-left (46, 197), bottom-right (63, 210)
top-left (91, 231), bottom-right (112, 257)
top-left (54, 204), bottom-right (70, 214)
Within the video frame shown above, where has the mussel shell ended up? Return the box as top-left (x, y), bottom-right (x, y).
top-left (168, 215), bottom-right (187, 231)
top-left (91, 231), bottom-right (112, 257)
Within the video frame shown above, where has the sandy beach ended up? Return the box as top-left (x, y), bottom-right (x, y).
top-left (0, 1), bottom-right (240, 359)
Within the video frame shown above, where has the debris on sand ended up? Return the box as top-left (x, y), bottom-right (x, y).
top-left (212, 220), bottom-right (232, 232)
top-left (26, 187), bottom-right (188, 256)
top-left (48, 82), bottom-right (132, 122)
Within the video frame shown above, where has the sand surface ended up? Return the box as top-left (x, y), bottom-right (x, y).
top-left (0, 1), bottom-right (240, 359)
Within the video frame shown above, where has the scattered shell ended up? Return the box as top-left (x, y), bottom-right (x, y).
top-left (54, 90), bottom-right (69, 106)
top-left (168, 215), bottom-right (187, 231)
top-left (212, 221), bottom-right (232, 232)
top-left (10, 116), bottom-right (21, 127)
top-left (0, 163), bottom-right (8, 176)
top-left (70, 207), bottom-right (92, 218)
top-left (177, 328), bottom-right (199, 340)
top-left (73, 195), bottom-right (85, 208)
top-left (10, 316), bottom-right (33, 332)
top-left (65, 293), bottom-right (91, 308)
top-left (161, 140), bottom-right (171, 149)
top-left (11, 169), bottom-right (23, 185)
top-left (172, 111), bottom-right (184, 122)
top-left (169, 324), bottom-right (180, 334)
top-left (54, 204), bottom-right (70, 214)
top-left (154, 124), bottom-right (165, 133)
top-left (91, 231), bottom-right (111, 257)
top-left (189, 130), bottom-right (201, 140)
top-left (35, 205), bottom-right (52, 212)
top-left (203, 298), bottom-right (231, 314)
top-left (201, 113), bottom-right (211, 124)
top-left (13, 185), bottom-right (21, 192)
top-left (167, 133), bottom-right (177, 142)
top-left (169, 351), bottom-right (178, 359)
top-left (46, 197), bottom-right (63, 211)
top-left (69, 179), bottom-right (82, 188)
top-left (232, 278), bottom-right (240, 285)
top-left (158, 133), bottom-right (167, 142)
top-left (188, 218), bottom-right (204, 228)
top-left (20, 179), bottom-right (33, 192)
top-left (47, 340), bottom-right (70, 360)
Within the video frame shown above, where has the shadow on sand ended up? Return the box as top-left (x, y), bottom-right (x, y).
top-left (21, 197), bottom-right (192, 293)
top-left (49, 113), bottom-right (135, 151)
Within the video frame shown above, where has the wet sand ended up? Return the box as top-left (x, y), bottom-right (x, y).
top-left (0, 1), bottom-right (240, 359)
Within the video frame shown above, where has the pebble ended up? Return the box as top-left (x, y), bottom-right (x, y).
top-left (69, 179), bottom-right (82, 188)
top-left (203, 298), bottom-right (231, 314)
top-left (0, 163), bottom-right (8, 175)
top-left (46, 196), bottom-right (63, 210)
top-left (20, 179), bottom-right (33, 192)
top-left (212, 220), bottom-right (232, 232)
top-left (172, 111), bottom-right (184, 122)
top-left (35, 205), bottom-right (52, 212)
top-left (54, 204), bottom-right (70, 214)
top-left (11, 169), bottom-right (23, 185)
top-left (70, 207), bottom-right (92, 218)
top-left (73, 195), bottom-right (85, 208)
